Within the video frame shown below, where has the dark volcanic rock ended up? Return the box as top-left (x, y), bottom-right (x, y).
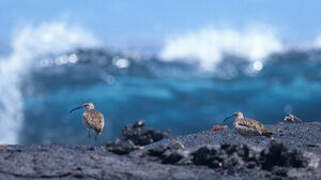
top-left (0, 122), bottom-right (321, 180)
top-left (260, 140), bottom-right (308, 170)
top-left (190, 140), bottom-right (310, 178)
top-left (145, 141), bottom-right (186, 164)
top-left (121, 120), bottom-right (172, 146)
top-left (105, 139), bottom-right (141, 155)
top-left (192, 144), bottom-right (257, 171)
top-left (105, 121), bottom-right (172, 155)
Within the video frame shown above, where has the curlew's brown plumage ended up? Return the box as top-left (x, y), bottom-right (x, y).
top-left (224, 112), bottom-right (272, 137)
top-left (70, 102), bottom-right (105, 143)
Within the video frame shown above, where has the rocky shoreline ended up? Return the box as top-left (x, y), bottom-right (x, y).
top-left (0, 121), bottom-right (321, 180)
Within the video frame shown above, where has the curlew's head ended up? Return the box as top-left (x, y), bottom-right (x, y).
top-left (70, 102), bottom-right (95, 113)
top-left (224, 112), bottom-right (244, 121)
top-left (83, 102), bottom-right (95, 110)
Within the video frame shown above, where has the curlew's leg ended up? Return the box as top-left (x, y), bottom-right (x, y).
top-left (88, 129), bottom-right (91, 144)
top-left (94, 134), bottom-right (97, 145)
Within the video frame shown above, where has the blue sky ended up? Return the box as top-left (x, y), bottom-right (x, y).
top-left (1, 0), bottom-right (321, 50)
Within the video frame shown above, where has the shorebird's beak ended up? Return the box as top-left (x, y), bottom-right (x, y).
top-left (223, 115), bottom-right (234, 122)
top-left (70, 106), bottom-right (84, 113)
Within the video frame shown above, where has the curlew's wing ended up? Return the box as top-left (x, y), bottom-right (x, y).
top-left (242, 118), bottom-right (272, 137)
top-left (239, 118), bottom-right (263, 129)
top-left (236, 117), bottom-right (272, 136)
top-left (83, 109), bottom-right (105, 134)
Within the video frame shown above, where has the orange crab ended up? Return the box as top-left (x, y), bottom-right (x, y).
top-left (210, 125), bottom-right (228, 131)
top-left (284, 114), bottom-right (303, 123)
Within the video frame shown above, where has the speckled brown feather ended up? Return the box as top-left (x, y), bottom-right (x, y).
top-left (83, 109), bottom-right (105, 135)
top-left (234, 117), bottom-right (272, 137)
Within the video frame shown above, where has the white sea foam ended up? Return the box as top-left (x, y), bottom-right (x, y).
top-left (314, 34), bottom-right (321, 48)
top-left (0, 21), bottom-right (100, 144)
top-left (160, 26), bottom-right (284, 71)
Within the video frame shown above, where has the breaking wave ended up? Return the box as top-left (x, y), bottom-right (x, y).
top-left (160, 26), bottom-right (284, 71)
top-left (2, 22), bottom-right (321, 144)
top-left (0, 21), bottom-right (100, 144)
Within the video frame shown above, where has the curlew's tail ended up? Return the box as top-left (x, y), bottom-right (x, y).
top-left (262, 129), bottom-right (273, 137)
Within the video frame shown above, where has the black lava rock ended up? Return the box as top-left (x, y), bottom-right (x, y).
top-left (105, 139), bottom-right (140, 155)
top-left (146, 141), bottom-right (186, 164)
top-left (191, 141), bottom-right (310, 176)
top-left (121, 120), bottom-right (172, 146)
top-left (260, 140), bottom-right (308, 170)
top-left (105, 121), bottom-right (172, 155)
top-left (191, 144), bottom-right (257, 172)
top-left (0, 122), bottom-right (320, 180)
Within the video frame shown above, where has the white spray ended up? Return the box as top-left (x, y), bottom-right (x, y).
top-left (0, 21), bottom-right (100, 144)
top-left (160, 26), bottom-right (284, 71)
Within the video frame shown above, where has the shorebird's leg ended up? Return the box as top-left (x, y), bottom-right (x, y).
top-left (94, 134), bottom-right (97, 145)
top-left (88, 129), bottom-right (91, 144)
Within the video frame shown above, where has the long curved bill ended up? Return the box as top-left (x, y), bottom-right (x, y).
top-left (70, 106), bottom-right (84, 113)
top-left (223, 115), bottom-right (234, 122)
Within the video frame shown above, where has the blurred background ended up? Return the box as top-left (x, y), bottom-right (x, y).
top-left (1, 0), bottom-right (321, 144)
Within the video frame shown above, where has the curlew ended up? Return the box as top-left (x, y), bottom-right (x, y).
top-left (224, 112), bottom-right (272, 137)
top-left (70, 102), bottom-right (105, 144)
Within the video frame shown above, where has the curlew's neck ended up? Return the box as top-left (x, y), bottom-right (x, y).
top-left (233, 115), bottom-right (245, 127)
top-left (85, 108), bottom-right (95, 112)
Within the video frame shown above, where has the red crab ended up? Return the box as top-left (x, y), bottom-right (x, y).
top-left (210, 125), bottom-right (228, 131)
top-left (284, 114), bottom-right (303, 123)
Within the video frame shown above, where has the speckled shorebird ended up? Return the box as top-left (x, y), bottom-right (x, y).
top-left (224, 112), bottom-right (272, 137)
top-left (70, 102), bottom-right (105, 143)
top-left (284, 113), bottom-right (303, 123)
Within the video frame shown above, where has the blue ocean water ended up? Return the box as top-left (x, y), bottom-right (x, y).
top-left (1, 22), bottom-right (321, 144)
top-left (16, 48), bottom-right (321, 144)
